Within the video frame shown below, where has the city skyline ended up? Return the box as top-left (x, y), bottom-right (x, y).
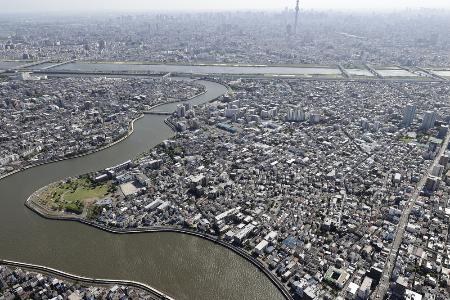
top-left (1, 2), bottom-right (450, 300)
top-left (2, 0), bottom-right (450, 13)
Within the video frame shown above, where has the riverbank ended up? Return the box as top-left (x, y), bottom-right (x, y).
top-left (36, 68), bottom-right (447, 83)
top-left (76, 60), bottom-right (335, 69)
top-left (22, 76), bottom-right (293, 299)
top-left (0, 113), bottom-right (142, 182)
top-left (0, 78), bottom-right (286, 300)
top-left (6, 58), bottom-right (450, 73)
top-left (0, 82), bottom-right (207, 183)
top-left (0, 113), bottom-right (143, 183)
top-left (24, 197), bottom-right (293, 300)
top-left (0, 259), bottom-right (174, 300)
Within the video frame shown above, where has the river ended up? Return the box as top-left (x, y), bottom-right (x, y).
top-left (0, 79), bottom-right (285, 300)
top-left (50, 62), bottom-right (342, 76)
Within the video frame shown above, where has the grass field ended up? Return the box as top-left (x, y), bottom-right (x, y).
top-left (399, 136), bottom-right (415, 143)
top-left (64, 180), bottom-right (110, 202)
top-left (40, 177), bottom-right (112, 214)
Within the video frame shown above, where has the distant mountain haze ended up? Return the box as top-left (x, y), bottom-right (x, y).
top-left (1, 0), bottom-right (450, 13)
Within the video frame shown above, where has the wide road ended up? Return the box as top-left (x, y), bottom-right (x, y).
top-left (372, 130), bottom-right (450, 299)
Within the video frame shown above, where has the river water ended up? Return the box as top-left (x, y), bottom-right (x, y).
top-left (51, 62), bottom-right (342, 76)
top-left (0, 80), bottom-right (285, 300)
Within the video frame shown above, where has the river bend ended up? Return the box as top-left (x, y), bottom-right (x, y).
top-left (0, 79), bottom-right (284, 300)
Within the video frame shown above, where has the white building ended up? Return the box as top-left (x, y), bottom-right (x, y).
top-left (287, 107), bottom-right (306, 122)
top-left (254, 240), bottom-right (269, 255)
top-left (234, 223), bottom-right (255, 243)
top-left (357, 276), bottom-right (372, 299)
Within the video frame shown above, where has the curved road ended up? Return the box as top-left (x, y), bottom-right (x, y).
top-left (0, 79), bottom-right (286, 300)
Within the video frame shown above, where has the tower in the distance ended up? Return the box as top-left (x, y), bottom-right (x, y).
top-left (294, 0), bottom-right (300, 34)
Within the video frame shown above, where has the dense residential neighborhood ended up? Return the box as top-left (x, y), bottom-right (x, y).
top-left (0, 76), bottom-right (204, 177)
top-left (0, 264), bottom-right (161, 300)
top-left (31, 78), bottom-right (450, 299)
top-left (1, 4), bottom-right (450, 300)
top-left (1, 11), bottom-right (450, 67)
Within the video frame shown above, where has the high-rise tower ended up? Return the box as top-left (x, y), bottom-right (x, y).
top-left (294, 0), bottom-right (300, 34)
top-left (421, 111), bottom-right (437, 131)
top-left (402, 104), bottom-right (417, 127)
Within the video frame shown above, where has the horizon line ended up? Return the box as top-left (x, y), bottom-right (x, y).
top-left (1, 7), bottom-right (450, 15)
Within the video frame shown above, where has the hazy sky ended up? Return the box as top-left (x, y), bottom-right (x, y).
top-left (2, 0), bottom-right (450, 13)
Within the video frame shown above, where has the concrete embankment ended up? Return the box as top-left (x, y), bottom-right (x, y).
top-left (25, 198), bottom-right (293, 300)
top-left (0, 114), bottom-right (143, 182)
top-left (0, 82), bottom-right (208, 183)
top-left (0, 259), bottom-right (174, 300)
top-left (21, 77), bottom-right (293, 299)
top-left (13, 77), bottom-right (291, 300)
